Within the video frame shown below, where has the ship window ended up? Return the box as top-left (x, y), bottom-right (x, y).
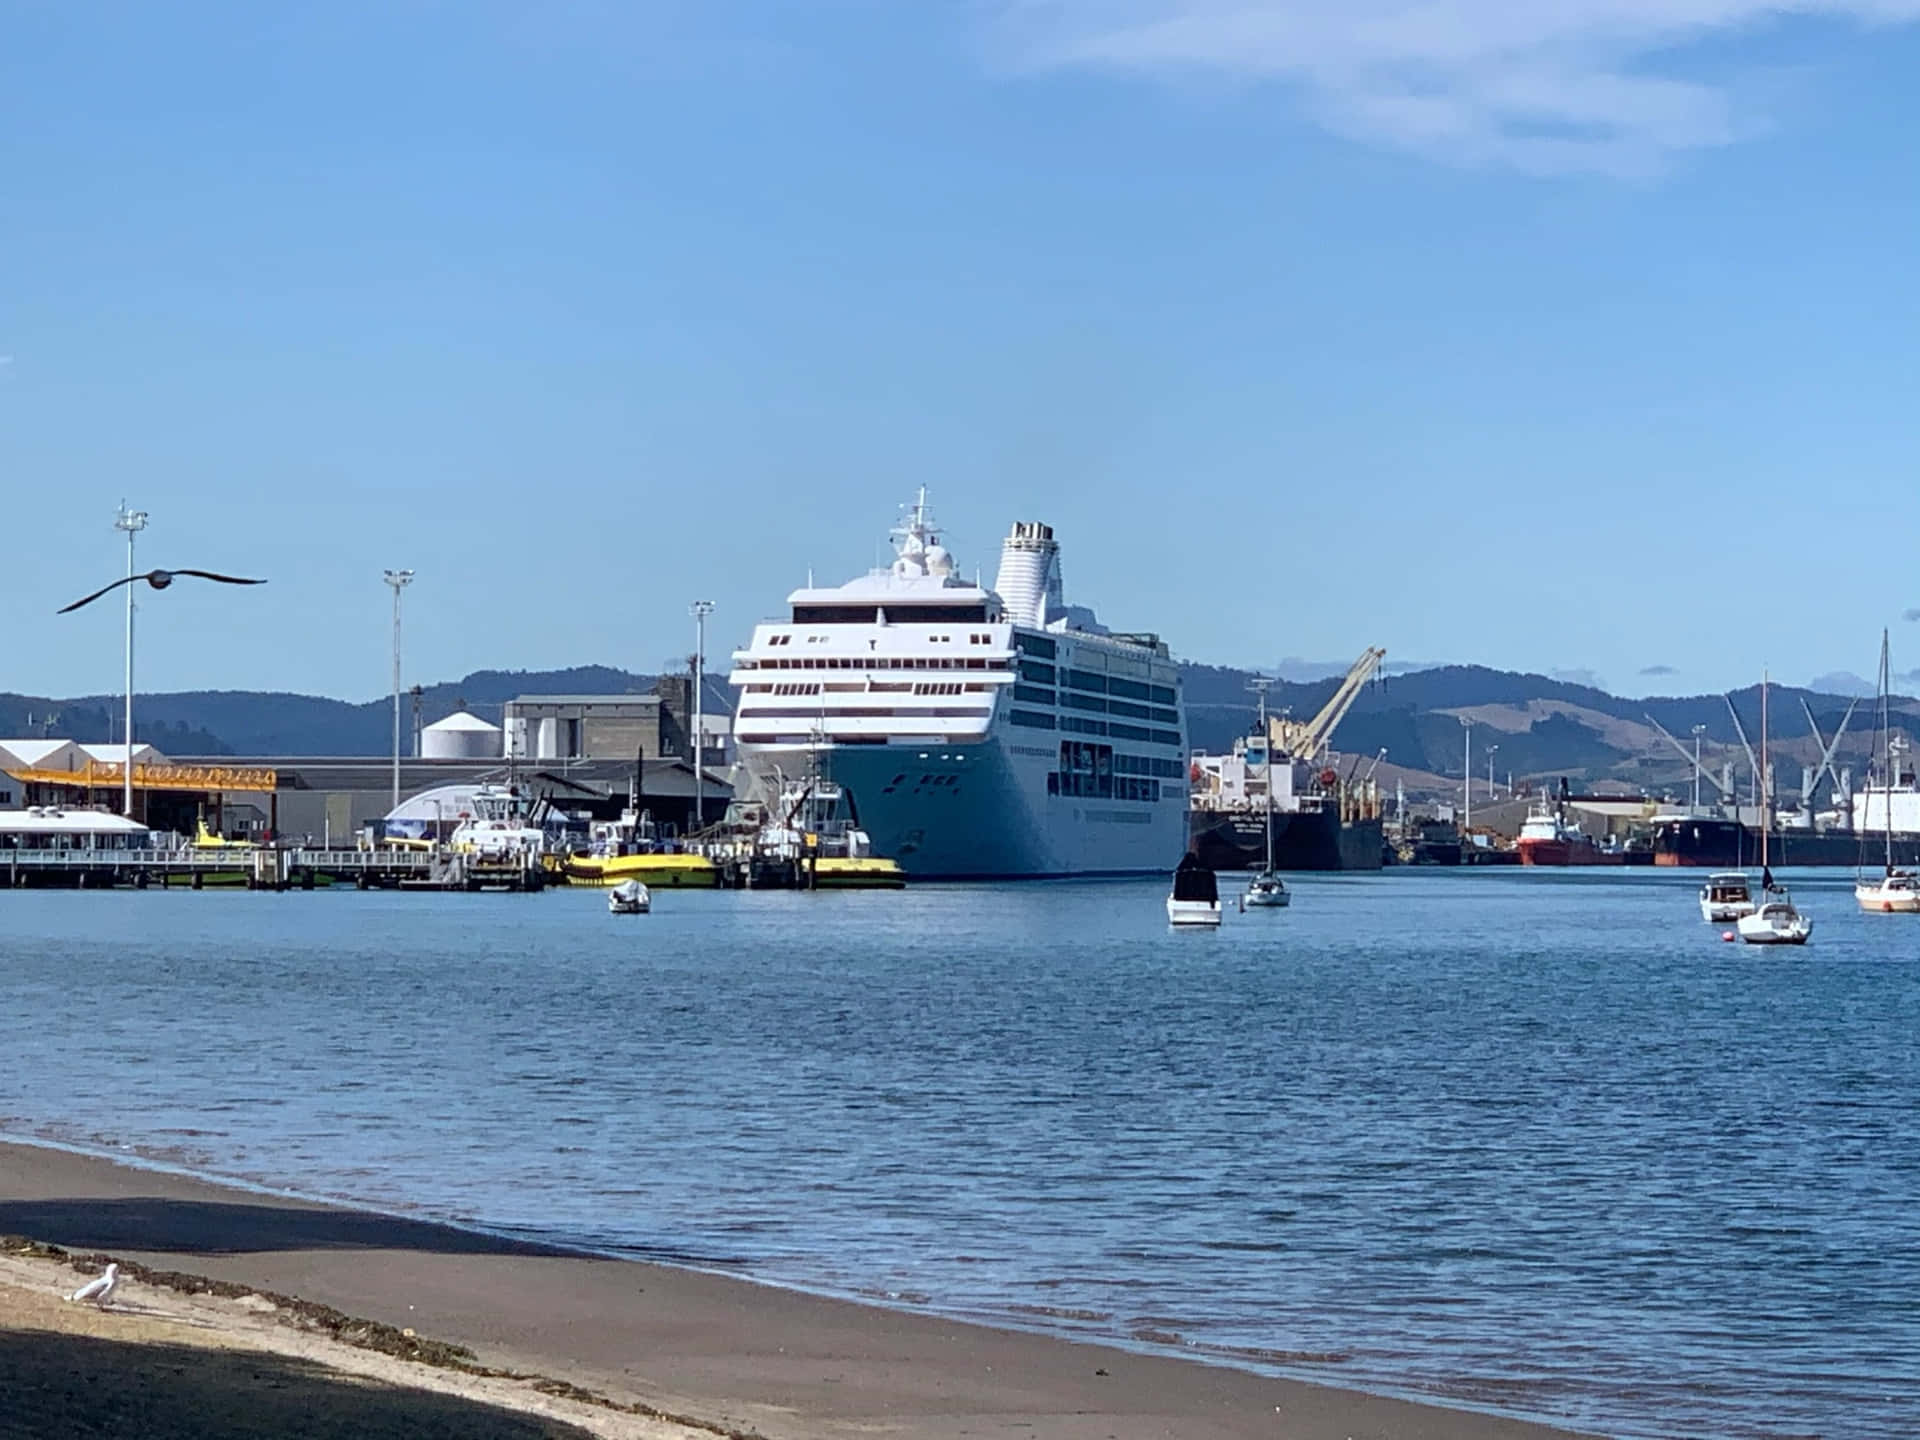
top-left (1152, 729), bottom-right (1181, 747)
top-left (1017, 634), bottom-right (1058, 660)
top-left (1110, 722), bottom-right (1151, 742)
top-left (1149, 684), bottom-right (1176, 705)
top-left (792, 606), bottom-right (880, 624)
top-left (1010, 709), bottom-right (1057, 730)
top-left (1019, 660), bottom-right (1056, 685)
top-left (1065, 669), bottom-right (1107, 694)
top-left (1013, 684), bottom-right (1056, 706)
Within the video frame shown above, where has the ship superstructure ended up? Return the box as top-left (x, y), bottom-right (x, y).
top-left (728, 494), bottom-right (1187, 877)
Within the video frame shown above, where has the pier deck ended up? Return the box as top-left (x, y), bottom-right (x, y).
top-left (0, 848), bottom-right (547, 892)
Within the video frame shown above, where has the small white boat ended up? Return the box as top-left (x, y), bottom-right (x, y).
top-left (608, 879), bottom-right (650, 915)
top-left (1737, 889), bottom-right (1812, 945)
top-left (1167, 854), bottom-right (1222, 927)
top-left (1735, 676), bottom-right (1810, 946)
top-left (1855, 868), bottom-right (1920, 913)
top-left (1699, 871), bottom-right (1756, 923)
top-left (1243, 872), bottom-right (1290, 909)
top-left (1854, 634), bottom-right (1920, 915)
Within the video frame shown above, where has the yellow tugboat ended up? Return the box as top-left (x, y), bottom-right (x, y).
top-left (550, 801), bottom-right (718, 887)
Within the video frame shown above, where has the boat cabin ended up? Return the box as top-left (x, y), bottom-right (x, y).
top-left (1701, 872), bottom-right (1752, 904)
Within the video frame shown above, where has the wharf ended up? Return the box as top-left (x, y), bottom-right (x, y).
top-left (2, 847), bottom-right (548, 893)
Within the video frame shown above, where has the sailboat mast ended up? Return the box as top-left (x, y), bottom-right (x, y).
top-left (1882, 630), bottom-right (1893, 874)
top-left (1253, 678), bottom-right (1274, 873)
top-left (1760, 673), bottom-right (1769, 872)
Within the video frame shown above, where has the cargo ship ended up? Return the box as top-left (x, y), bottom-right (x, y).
top-left (1651, 812), bottom-right (1920, 867)
top-left (1189, 795), bottom-right (1385, 871)
top-left (1187, 651), bottom-right (1388, 873)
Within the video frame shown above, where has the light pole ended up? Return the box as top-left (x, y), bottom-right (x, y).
top-left (1459, 716), bottom-right (1472, 831)
top-left (690, 599), bottom-right (714, 830)
top-left (1487, 744), bottom-right (1499, 801)
top-left (1690, 725), bottom-right (1706, 812)
top-left (384, 570), bottom-right (414, 810)
top-left (113, 502), bottom-right (148, 817)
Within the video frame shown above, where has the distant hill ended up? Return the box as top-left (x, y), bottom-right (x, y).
top-left (8, 660), bottom-right (1914, 807)
top-left (0, 667), bottom-right (663, 757)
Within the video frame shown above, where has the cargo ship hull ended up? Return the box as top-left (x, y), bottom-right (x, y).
top-left (1652, 817), bottom-right (1920, 867)
top-left (1190, 808), bottom-right (1384, 872)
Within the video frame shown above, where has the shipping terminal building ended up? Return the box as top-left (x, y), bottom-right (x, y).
top-left (0, 687), bottom-right (734, 844)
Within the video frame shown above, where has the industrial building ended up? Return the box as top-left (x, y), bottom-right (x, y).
top-left (181, 754), bottom-right (733, 845)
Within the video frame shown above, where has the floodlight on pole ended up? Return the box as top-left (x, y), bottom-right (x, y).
top-left (113, 502), bottom-right (148, 818)
top-left (690, 599), bottom-right (715, 830)
top-left (384, 570), bottom-right (414, 810)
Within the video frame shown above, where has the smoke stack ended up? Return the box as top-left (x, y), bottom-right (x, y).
top-left (993, 522), bottom-right (1062, 628)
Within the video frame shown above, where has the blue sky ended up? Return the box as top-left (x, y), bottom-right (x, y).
top-left (5, 1), bottom-right (1919, 703)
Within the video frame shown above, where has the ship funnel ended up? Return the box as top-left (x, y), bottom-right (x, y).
top-left (994, 521), bottom-right (1063, 628)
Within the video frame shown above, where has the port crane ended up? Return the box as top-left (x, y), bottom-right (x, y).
top-left (1797, 697), bottom-right (1857, 815)
top-left (1269, 647), bottom-right (1387, 761)
top-left (1644, 714), bottom-right (1736, 804)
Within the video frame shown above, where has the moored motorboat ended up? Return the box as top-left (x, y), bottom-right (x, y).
top-left (1699, 871), bottom-right (1756, 923)
top-left (1167, 854), bottom-right (1221, 927)
top-left (608, 879), bottom-right (650, 914)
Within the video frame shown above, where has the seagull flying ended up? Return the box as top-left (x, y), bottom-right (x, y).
top-left (67, 1262), bottom-right (119, 1307)
top-left (57, 569), bottom-right (267, 615)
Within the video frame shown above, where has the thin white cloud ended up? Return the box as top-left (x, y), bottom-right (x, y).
top-left (998, 1), bottom-right (1920, 173)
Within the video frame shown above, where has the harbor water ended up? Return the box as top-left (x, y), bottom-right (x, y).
top-left (1, 871), bottom-right (1915, 1439)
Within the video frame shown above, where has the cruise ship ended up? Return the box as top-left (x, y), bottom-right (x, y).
top-left (728, 495), bottom-right (1188, 878)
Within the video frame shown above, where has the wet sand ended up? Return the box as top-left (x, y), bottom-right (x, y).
top-left (0, 1139), bottom-right (1594, 1439)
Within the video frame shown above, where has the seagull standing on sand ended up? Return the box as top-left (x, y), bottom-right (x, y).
top-left (67, 1262), bottom-right (119, 1307)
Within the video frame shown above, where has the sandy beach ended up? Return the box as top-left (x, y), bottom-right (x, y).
top-left (0, 1139), bottom-right (1592, 1440)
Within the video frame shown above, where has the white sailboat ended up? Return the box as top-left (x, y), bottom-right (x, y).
top-left (1855, 630), bottom-right (1920, 913)
top-left (1736, 673), bottom-right (1812, 946)
top-left (1242, 680), bottom-right (1290, 910)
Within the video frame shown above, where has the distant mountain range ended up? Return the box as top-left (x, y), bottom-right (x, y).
top-left (6, 661), bottom-right (1914, 804)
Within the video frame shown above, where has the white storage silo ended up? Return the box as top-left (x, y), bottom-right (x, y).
top-left (420, 711), bottom-right (503, 761)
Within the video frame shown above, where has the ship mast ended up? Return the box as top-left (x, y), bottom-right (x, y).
top-left (1251, 678), bottom-right (1274, 874)
top-left (1760, 672), bottom-right (1769, 878)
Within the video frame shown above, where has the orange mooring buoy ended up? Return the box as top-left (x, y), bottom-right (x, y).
top-left (1721, 930), bottom-right (1736, 942)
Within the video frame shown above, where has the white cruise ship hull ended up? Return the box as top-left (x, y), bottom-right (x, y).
top-left (752, 739), bottom-right (1186, 879)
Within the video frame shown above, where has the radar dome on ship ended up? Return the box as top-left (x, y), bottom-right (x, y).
top-left (925, 545), bottom-right (954, 577)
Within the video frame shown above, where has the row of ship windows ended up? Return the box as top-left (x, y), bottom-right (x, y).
top-left (1014, 660), bottom-right (1176, 707)
top-left (769, 626), bottom-right (998, 644)
top-left (752, 682), bottom-right (981, 697)
top-left (1050, 773), bottom-right (1162, 801)
top-left (1009, 684), bottom-right (1179, 726)
top-left (1008, 709), bottom-right (1182, 747)
top-left (740, 707), bottom-right (991, 719)
top-left (741, 657), bottom-right (1001, 671)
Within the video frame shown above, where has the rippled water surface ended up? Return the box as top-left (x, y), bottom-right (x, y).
top-left (3, 869), bottom-right (1917, 1438)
